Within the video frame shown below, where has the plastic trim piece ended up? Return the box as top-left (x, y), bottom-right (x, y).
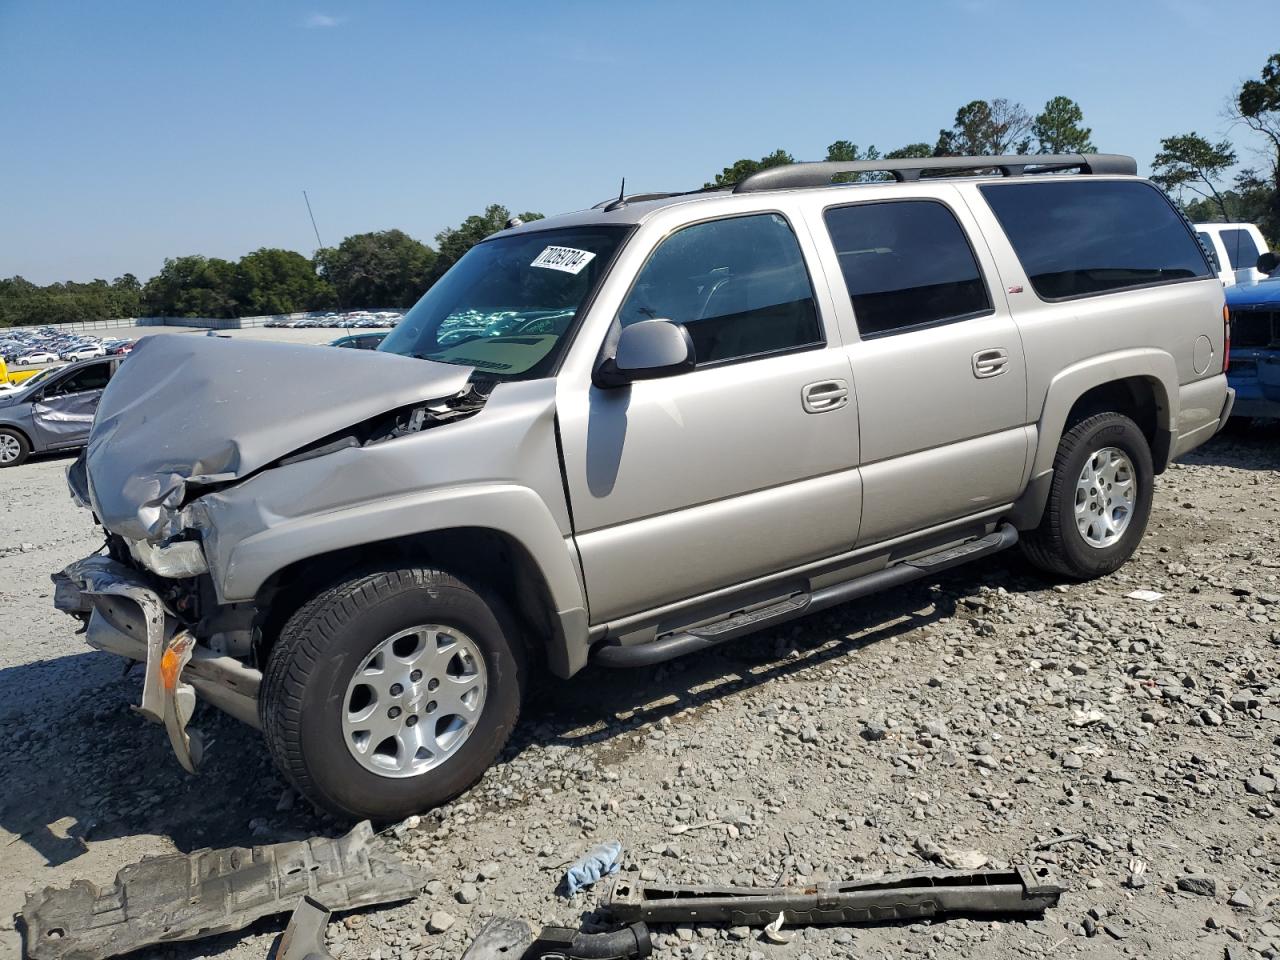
top-left (603, 865), bottom-right (1064, 926)
top-left (20, 822), bottom-right (423, 960)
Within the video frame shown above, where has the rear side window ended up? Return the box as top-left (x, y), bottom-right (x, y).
top-left (1196, 232), bottom-right (1222, 272)
top-left (1220, 228), bottom-right (1261, 270)
top-left (823, 200), bottom-right (992, 337)
top-left (617, 213), bottom-right (822, 366)
top-left (981, 180), bottom-right (1211, 300)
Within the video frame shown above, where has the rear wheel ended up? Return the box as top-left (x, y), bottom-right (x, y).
top-left (1020, 412), bottom-right (1154, 579)
top-left (260, 567), bottom-right (526, 820)
top-left (0, 428), bottom-right (30, 468)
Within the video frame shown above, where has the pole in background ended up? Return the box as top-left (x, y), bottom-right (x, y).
top-left (303, 190), bottom-right (325, 251)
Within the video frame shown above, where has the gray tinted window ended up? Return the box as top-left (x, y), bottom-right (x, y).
top-left (51, 363), bottom-right (111, 395)
top-left (823, 200), bottom-right (991, 337)
top-left (1220, 228), bottom-right (1261, 270)
top-left (980, 180), bottom-right (1211, 300)
top-left (1196, 232), bottom-right (1222, 272)
top-left (618, 214), bottom-right (822, 365)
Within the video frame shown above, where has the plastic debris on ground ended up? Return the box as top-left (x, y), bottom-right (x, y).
top-left (563, 840), bottom-right (623, 896)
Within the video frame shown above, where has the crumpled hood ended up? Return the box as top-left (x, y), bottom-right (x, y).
top-left (86, 334), bottom-right (473, 542)
top-left (1226, 276), bottom-right (1280, 308)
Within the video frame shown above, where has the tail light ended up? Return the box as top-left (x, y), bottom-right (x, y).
top-left (1223, 304), bottom-right (1231, 373)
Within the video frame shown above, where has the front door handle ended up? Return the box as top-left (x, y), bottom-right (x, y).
top-left (802, 379), bottom-right (849, 414)
top-left (972, 348), bottom-right (1009, 379)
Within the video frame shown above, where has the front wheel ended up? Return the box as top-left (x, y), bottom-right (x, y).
top-left (0, 428), bottom-right (31, 468)
top-left (260, 567), bottom-right (526, 820)
top-left (1020, 412), bottom-right (1154, 580)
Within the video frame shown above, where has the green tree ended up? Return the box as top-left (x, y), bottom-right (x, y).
top-left (1032, 96), bottom-right (1095, 154)
top-left (1234, 52), bottom-right (1280, 240)
top-left (141, 255), bottom-right (239, 318)
top-left (703, 149), bottom-right (794, 189)
top-left (428, 205), bottom-right (544, 283)
top-left (316, 229), bottom-right (438, 308)
top-left (1151, 133), bottom-right (1237, 221)
top-left (824, 141), bottom-right (883, 182)
top-left (935, 99), bottom-right (1032, 156)
top-left (885, 143), bottom-right (933, 160)
top-left (1183, 168), bottom-right (1276, 227)
top-left (233, 248), bottom-right (334, 315)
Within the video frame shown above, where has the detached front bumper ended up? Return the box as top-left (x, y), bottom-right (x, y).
top-left (53, 555), bottom-right (262, 773)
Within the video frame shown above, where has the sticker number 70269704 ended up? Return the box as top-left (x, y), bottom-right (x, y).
top-left (530, 246), bottom-right (597, 275)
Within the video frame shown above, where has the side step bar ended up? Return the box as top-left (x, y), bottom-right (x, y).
top-left (592, 524), bottom-right (1018, 668)
top-left (603, 865), bottom-right (1063, 925)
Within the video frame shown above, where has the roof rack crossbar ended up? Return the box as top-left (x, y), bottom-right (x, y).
top-left (732, 153), bottom-right (1137, 193)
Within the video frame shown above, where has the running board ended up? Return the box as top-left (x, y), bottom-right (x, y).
top-left (591, 524), bottom-right (1018, 668)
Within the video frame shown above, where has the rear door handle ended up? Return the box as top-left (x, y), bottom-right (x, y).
top-left (972, 348), bottom-right (1009, 379)
top-left (802, 379), bottom-right (849, 414)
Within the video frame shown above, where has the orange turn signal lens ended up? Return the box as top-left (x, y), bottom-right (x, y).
top-left (160, 648), bottom-right (180, 690)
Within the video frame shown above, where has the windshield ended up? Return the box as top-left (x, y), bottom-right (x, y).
top-left (380, 225), bottom-right (630, 379)
top-left (19, 366), bottom-right (60, 391)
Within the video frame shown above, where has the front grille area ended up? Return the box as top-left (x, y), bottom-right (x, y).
top-left (1230, 309), bottom-right (1279, 349)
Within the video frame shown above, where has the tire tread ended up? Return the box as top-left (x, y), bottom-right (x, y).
top-left (260, 568), bottom-right (521, 817)
top-left (1021, 412), bottom-right (1151, 579)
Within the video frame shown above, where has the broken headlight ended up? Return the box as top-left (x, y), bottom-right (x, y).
top-left (127, 536), bottom-right (209, 578)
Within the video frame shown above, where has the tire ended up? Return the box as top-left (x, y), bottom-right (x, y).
top-left (0, 428), bottom-right (30, 468)
top-left (260, 567), bottom-right (526, 820)
top-left (1020, 412), bottom-right (1154, 580)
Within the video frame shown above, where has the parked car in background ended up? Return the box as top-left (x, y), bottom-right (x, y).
top-left (1196, 223), bottom-right (1270, 286)
top-left (60, 343), bottom-right (108, 361)
top-left (101, 338), bottom-right (136, 356)
top-left (1225, 250), bottom-right (1280, 420)
top-left (0, 356), bottom-right (121, 466)
top-left (329, 332), bottom-right (388, 350)
top-left (15, 351), bottom-right (59, 365)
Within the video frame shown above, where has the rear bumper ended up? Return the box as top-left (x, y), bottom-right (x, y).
top-left (1217, 387), bottom-right (1237, 430)
top-left (1172, 374), bottom-right (1232, 458)
top-left (53, 556), bottom-right (262, 772)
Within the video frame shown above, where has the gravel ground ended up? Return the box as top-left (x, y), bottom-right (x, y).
top-left (1, 424), bottom-right (1278, 960)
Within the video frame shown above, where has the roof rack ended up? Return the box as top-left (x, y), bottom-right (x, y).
top-left (733, 153), bottom-right (1137, 193)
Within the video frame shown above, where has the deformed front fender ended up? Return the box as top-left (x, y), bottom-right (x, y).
top-left (200, 481), bottom-right (591, 675)
top-left (210, 482), bottom-right (583, 614)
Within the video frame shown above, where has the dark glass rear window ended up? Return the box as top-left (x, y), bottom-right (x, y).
top-left (823, 200), bottom-right (991, 337)
top-left (980, 180), bottom-right (1211, 300)
top-left (1220, 228), bottom-right (1261, 270)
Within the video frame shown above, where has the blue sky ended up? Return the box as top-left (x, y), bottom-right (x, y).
top-left (1, 0), bottom-right (1274, 284)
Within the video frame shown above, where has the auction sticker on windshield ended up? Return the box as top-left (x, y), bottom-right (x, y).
top-left (530, 246), bottom-right (596, 275)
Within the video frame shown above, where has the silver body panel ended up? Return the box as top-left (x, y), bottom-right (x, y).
top-left (66, 171), bottom-right (1230, 705)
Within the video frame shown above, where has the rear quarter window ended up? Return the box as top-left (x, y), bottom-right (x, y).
top-left (1196, 232), bottom-right (1222, 272)
top-left (980, 180), bottom-right (1212, 300)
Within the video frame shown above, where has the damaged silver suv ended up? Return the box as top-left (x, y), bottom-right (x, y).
top-left (56, 154), bottom-right (1234, 819)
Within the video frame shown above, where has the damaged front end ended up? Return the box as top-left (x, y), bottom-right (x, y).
top-left (55, 333), bottom-right (489, 772)
top-left (53, 554), bottom-right (247, 773)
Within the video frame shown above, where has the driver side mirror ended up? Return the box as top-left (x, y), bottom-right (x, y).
top-left (594, 319), bottom-right (695, 389)
top-left (1258, 251), bottom-right (1278, 275)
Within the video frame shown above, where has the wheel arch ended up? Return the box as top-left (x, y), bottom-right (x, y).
top-left (1009, 351), bottom-right (1178, 530)
top-left (252, 526), bottom-right (588, 680)
top-left (1031, 351), bottom-right (1177, 479)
